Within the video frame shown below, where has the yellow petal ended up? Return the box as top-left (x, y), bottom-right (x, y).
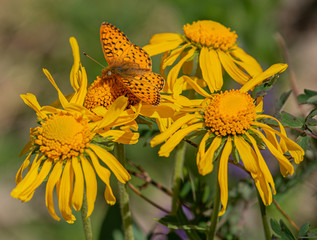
top-left (158, 122), bottom-right (204, 157)
top-left (167, 46), bottom-right (196, 91)
top-left (45, 160), bottom-right (63, 221)
top-left (15, 151), bottom-right (33, 184)
top-left (149, 33), bottom-right (183, 44)
top-left (143, 38), bottom-right (184, 56)
top-left (59, 160), bottom-right (76, 223)
top-left (20, 93), bottom-right (47, 119)
top-left (69, 37), bottom-right (80, 92)
top-left (250, 127), bottom-right (294, 176)
top-left (98, 96), bottom-right (128, 128)
top-left (217, 50), bottom-right (249, 84)
top-left (197, 134), bottom-right (222, 176)
top-left (11, 155), bottom-right (43, 200)
top-left (72, 156), bottom-right (84, 211)
top-left (80, 155), bottom-right (97, 219)
top-left (139, 104), bottom-right (175, 119)
top-left (231, 47), bottom-right (263, 76)
top-left (182, 76), bottom-right (212, 98)
top-left (42, 69), bottom-right (70, 109)
top-left (240, 64), bottom-right (288, 93)
top-left (218, 137), bottom-right (232, 216)
top-left (233, 135), bottom-right (258, 174)
top-left (199, 47), bottom-right (223, 92)
top-left (86, 149), bottom-right (116, 205)
top-left (19, 159), bottom-right (53, 200)
top-left (150, 114), bottom-right (200, 147)
top-left (100, 130), bottom-right (139, 144)
top-left (89, 144), bottom-right (130, 183)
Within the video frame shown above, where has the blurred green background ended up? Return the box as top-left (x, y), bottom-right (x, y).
top-left (1, 0), bottom-right (316, 239)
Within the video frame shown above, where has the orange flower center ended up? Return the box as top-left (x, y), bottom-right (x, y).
top-left (32, 112), bottom-right (93, 161)
top-left (183, 20), bottom-right (237, 50)
top-left (84, 75), bottom-right (140, 110)
top-left (204, 90), bottom-right (256, 136)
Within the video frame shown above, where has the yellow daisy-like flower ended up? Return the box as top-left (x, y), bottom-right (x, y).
top-left (143, 20), bottom-right (263, 93)
top-left (151, 63), bottom-right (304, 215)
top-left (11, 37), bottom-right (139, 223)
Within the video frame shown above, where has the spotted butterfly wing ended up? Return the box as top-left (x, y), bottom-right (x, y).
top-left (100, 22), bottom-right (152, 71)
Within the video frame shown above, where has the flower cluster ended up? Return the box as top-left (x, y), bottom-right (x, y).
top-left (12, 20), bottom-right (304, 224)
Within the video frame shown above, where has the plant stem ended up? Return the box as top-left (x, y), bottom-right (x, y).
top-left (171, 141), bottom-right (186, 214)
top-left (207, 159), bottom-right (221, 240)
top-left (81, 192), bottom-right (93, 240)
top-left (256, 191), bottom-right (271, 240)
top-left (273, 199), bottom-right (299, 232)
top-left (114, 143), bottom-right (134, 240)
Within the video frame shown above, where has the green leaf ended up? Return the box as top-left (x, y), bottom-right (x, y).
top-left (298, 222), bottom-right (310, 237)
top-left (277, 112), bottom-right (304, 128)
top-left (298, 89), bottom-right (317, 104)
top-left (297, 135), bottom-right (309, 152)
top-left (276, 90), bottom-right (292, 112)
top-left (271, 219), bottom-right (283, 236)
top-left (280, 220), bottom-right (296, 240)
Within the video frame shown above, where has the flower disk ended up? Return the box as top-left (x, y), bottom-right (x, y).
top-left (204, 90), bottom-right (256, 136)
top-left (183, 20), bottom-right (237, 50)
top-left (33, 112), bottom-right (93, 161)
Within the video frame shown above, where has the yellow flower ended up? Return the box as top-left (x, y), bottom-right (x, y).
top-left (11, 37), bottom-right (139, 223)
top-left (150, 63), bottom-right (304, 215)
top-left (143, 20), bottom-right (263, 93)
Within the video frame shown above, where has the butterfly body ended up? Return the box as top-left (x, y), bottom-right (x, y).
top-left (100, 22), bottom-right (164, 106)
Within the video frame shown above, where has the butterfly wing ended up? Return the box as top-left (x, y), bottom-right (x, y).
top-left (134, 72), bottom-right (164, 91)
top-left (100, 22), bottom-right (152, 71)
top-left (118, 75), bottom-right (161, 106)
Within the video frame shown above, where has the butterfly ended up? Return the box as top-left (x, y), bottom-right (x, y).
top-left (100, 22), bottom-right (164, 106)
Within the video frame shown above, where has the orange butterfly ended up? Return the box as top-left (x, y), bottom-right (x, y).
top-left (100, 22), bottom-right (164, 106)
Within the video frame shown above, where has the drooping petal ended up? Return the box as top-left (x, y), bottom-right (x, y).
top-left (80, 155), bottom-right (97, 219)
top-left (217, 50), bottom-right (249, 85)
top-left (149, 33), bottom-right (183, 44)
top-left (19, 159), bottom-right (53, 201)
top-left (218, 137), bottom-right (232, 216)
top-left (58, 160), bottom-right (76, 223)
top-left (199, 47), bottom-right (223, 92)
top-left (151, 114), bottom-right (200, 147)
top-left (15, 151), bottom-right (33, 184)
top-left (240, 64), bottom-right (288, 93)
top-left (86, 149), bottom-right (116, 205)
top-left (45, 160), bottom-right (63, 221)
top-left (231, 47), bottom-right (263, 76)
top-left (72, 156), bottom-right (84, 211)
top-left (69, 37), bottom-right (80, 92)
top-left (89, 144), bottom-right (130, 183)
top-left (158, 122), bottom-right (205, 157)
top-left (197, 134), bottom-right (222, 176)
top-left (11, 155), bottom-right (43, 200)
top-left (250, 128), bottom-right (294, 176)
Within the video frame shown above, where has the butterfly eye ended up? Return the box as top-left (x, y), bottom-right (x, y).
top-left (107, 71), bottom-right (112, 76)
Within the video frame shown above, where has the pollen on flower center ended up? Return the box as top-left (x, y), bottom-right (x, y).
top-left (183, 20), bottom-right (237, 50)
top-left (32, 112), bottom-right (93, 161)
top-left (204, 90), bottom-right (256, 136)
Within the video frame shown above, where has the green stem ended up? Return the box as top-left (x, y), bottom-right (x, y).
top-left (171, 141), bottom-right (186, 214)
top-left (81, 192), bottom-right (93, 240)
top-left (114, 143), bottom-right (134, 240)
top-left (207, 159), bottom-right (221, 240)
top-left (257, 191), bottom-right (271, 240)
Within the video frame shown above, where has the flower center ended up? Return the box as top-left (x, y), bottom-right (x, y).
top-left (32, 112), bottom-right (93, 161)
top-left (204, 90), bottom-right (256, 136)
top-left (84, 75), bottom-right (140, 110)
top-left (183, 20), bottom-right (237, 50)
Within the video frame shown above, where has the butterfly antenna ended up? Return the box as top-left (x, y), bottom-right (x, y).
top-left (83, 52), bottom-right (106, 68)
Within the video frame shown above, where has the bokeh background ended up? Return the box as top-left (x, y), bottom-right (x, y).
top-left (0, 0), bottom-right (316, 239)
